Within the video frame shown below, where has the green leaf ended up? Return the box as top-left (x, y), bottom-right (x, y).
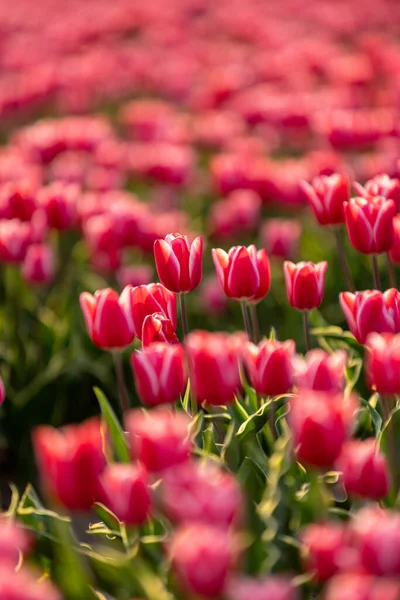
top-left (5, 484), bottom-right (20, 517)
top-left (360, 395), bottom-right (382, 436)
top-left (94, 387), bottom-right (130, 463)
top-left (311, 326), bottom-right (364, 354)
top-left (93, 502), bottom-right (121, 531)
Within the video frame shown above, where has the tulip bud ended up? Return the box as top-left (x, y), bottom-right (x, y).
top-left (199, 275), bottom-right (229, 315)
top-left (325, 573), bottom-right (400, 600)
top-left (351, 507), bottom-right (400, 576)
top-left (131, 343), bottom-right (186, 406)
top-left (226, 576), bottom-right (297, 600)
top-left (33, 417), bottom-right (106, 510)
top-left (127, 407), bottom-right (192, 472)
top-left (186, 331), bottom-right (244, 405)
top-left (212, 245), bottom-right (270, 302)
top-left (0, 565), bottom-right (62, 600)
top-left (336, 439), bottom-right (390, 500)
top-left (301, 173), bottom-right (350, 225)
top-left (208, 190), bottom-right (261, 240)
top-left (168, 524), bottom-right (239, 598)
top-left (283, 261), bottom-right (327, 310)
top-left (289, 390), bottom-right (357, 468)
top-left (124, 283), bottom-right (177, 339)
top-left (243, 340), bottom-right (295, 396)
top-left (389, 215), bottom-right (400, 264)
top-left (0, 218), bottom-right (33, 263)
top-left (80, 287), bottom-right (135, 349)
top-left (97, 464), bottom-right (151, 525)
top-left (154, 233), bottom-right (203, 293)
top-left (38, 182), bottom-right (78, 230)
top-left (0, 180), bottom-right (37, 221)
top-left (261, 219), bottom-right (302, 260)
top-left (141, 312), bottom-right (179, 347)
top-left (344, 196), bottom-right (396, 254)
top-left (339, 289), bottom-right (400, 344)
top-left (354, 173), bottom-right (400, 210)
top-left (366, 333), bottom-right (400, 394)
top-left (301, 522), bottom-right (348, 582)
top-left (294, 349), bottom-right (347, 392)
top-left (160, 460), bottom-right (243, 527)
top-left (22, 244), bottom-right (55, 285)
top-left (0, 519), bottom-right (31, 566)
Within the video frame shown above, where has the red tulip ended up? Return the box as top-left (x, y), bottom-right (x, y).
top-left (344, 196), bottom-right (396, 254)
top-left (160, 460), bottom-right (243, 527)
top-left (389, 214), bottom-right (400, 264)
top-left (131, 343), bottom-right (186, 406)
top-left (354, 173), bottom-right (400, 211)
top-left (0, 520), bottom-right (31, 566)
top-left (340, 289), bottom-right (400, 344)
top-left (325, 573), bottom-right (400, 600)
top-left (366, 333), bottom-right (400, 394)
top-left (243, 339), bottom-right (295, 396)
top-left (169, 524), bottom-right (239, 598)
top-left (97, 464), bottom-right (151, 525)
top-left (336, 439), bottom-right (390, 500)
top-left (186, 331), bottom-right (244, 405)
top-left (124, 283), bottom-right (177, 340)
top-left (80, 287), bottom-right (134, 349)
top-left (38, 182), bottom-right (78, 230)
top-left (226, 576), bottom-right (297, 600)
top-left (141, 313), bottom-right (179, 347)
top-left (289, 390), bottom-right (357, 468)
top-left (22, 244), bottom-right (55, 285)
top-left (199, 275), bottom-right (229, 315)
top-left (294, 349), bottom-right (347, 392)
top-left (0, 375), bottom-right (6, 405)
top-left (0, 181), bottom-right (37, 222)
top-left (301, 523), bottom-right (348, 582)
top-left (127, 407), bottom-right (192, 472)
top-left (261, 219), bottom-right (302, 260)
top-left (154, 233), bottom-right (203, 293)
top-left (212, 244), bottom-right (270, 302)
top-left (0, 218), bottom-right (33, 263)
top-left (0, 565), bottom-right (62, 600)
top-left (208, 190), bottom-right (261, 240)
top-left (33, 418), bottom-right (106, 511)
top-left (117, 265), bottom-right (153, 289)
top-left (283, 261), bottom-right (328, 310)
top-left (301, 173), bottom-right (350, 225)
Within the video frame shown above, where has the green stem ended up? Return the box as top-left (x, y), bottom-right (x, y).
top-left (371, 254), bottom-right (381, 290)
top-left (381, 395), bottom-right (398, 495)
top-left (113, 352), bottom-right (130, 417)
top-left (387, 253), bottom-right (397, 289)
top-left (179, 293), bottom-right (189, 339)
top-left (302, 311), bottom-right (311, 352)
top-left (333, 227), bottom-right (355, 292)
top-left (249, 303), bottom-right (260, 343)
top-left (240, 302), bottom-right (252, 341)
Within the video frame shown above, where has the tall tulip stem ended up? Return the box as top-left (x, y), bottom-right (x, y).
top-left (386, 253), bottom-right (397, 289)
top-left (381, 395), bottom-right (399, 495)
top-left (333, 227), bottom-right (355, 292)
top-left (249, 303), bottom-right (260, 343)
top-left (371, 255), bottom-right (382, 290)
top-left (179, 293), bottom-right (189, 339)
top-left (241, 302), bottom-right (252, 341)
top-left (113, 352), bottom-right (130, 417)
top-left (302, 311), bottom-right (311, 352)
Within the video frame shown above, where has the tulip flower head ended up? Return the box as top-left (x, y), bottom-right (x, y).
top-left (244, 339), bottom-right (295, 396)
top-left (366, 332), bottom-right (400, 394)
top-left (294, 349), bottom-right (347, 392)
top-left (141, 312), bottom-right (179, 347)
top-left (354, 173), bottom-right (400, 210)
top-left (154, 233), bottom-right (203, 293)
top-left (301, 522), bottom-right (348, 582)
top-left (301, 173), bottom-right (350, 226)
top-left (283, 261), bottom-right (327, 311)
top-left (336, 439), bottom-right (390, 500)
top-left (344, 196), bottom-right (396, 254)
top-left (340, 289), bottom-right (400, 344)
top-left (124, 283), bottom-right (177, 339)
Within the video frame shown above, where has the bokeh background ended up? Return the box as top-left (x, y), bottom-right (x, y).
top-left (0, 0), bottom-right (399, 493)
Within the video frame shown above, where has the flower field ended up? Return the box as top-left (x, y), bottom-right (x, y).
top-left (2, 0), bottom-right (400, 599)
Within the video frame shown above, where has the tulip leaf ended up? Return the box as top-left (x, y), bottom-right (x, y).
top-left (360, 396), bottom-right (382, 436)
top-left (94, 387), bottom-right (130, 463)
top-left (311, 326), bottom-right (364, 354)
top-left (93, 502), bottom-right (121, 531)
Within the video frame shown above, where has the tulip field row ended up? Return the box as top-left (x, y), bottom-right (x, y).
top-left (3, 1), bottom-right (400, 600)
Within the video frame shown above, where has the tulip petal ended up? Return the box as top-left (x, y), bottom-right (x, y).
top-left (154, 239), bottom-right (181, 292)
top-left (79, 292), bottom-right (96, 337)
top-left (227, 246), bottom-right (260, 299)
top-left (189, 236), bottom-right (203, 291)
top-left (212, 248), bottom-right (230, 295)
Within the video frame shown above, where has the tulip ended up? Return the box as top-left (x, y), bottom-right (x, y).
top-left (0, 565), bottom-right (62, 600)
top-left (22, 244), bottom-right (55, 285)
top-left (117, 265), bottom-right (153, 289)
top-left (199, 275), bottom-right (229, 315)
top-left (212, 245), bottom-right (270, 302)
top-left (294, 349), bottom-right (347, 392)
top-left (131, 343), bottom-right (186, 406)
top-left (33, 418), bottom-right (106, 510)
top-left (0, 218), bottom-right (33, 263)
top-left (261, 219), bottom-right (301, 260)
top-left (389, 214), bottom-right (400, 264)
top-left (344, 196), bottom-right (396, 254)
top-left (325, 573), bottom-right (400, 600)
top-left (301, 173), bottom-right (350, 225)
top-left (283, 261), bottom-right (328, 311)
top-left (186, 331), bottom-right (244, 405)
top-left (365, 333), bottom-right (400, 394)
top-left (80, 287), bottom-right (134, 349)
top-left (0, 520), bottom-right (31, 566)
top-left (141, 313), bottom-right (179, 347)
top-left (0, 181), bottom-right (37, 221)
top-left (243, 340), bottom-right (295, 396)
top-left (301, 523), bottom-right (348, 582)
top-left (226, 576), bottom-right (297, 600)
top-left (168, 523), bottom-right (239, 598)
top-left (160, 460), bottom-right (243, 527)
top-left (289, 390), bottom-right (357, 468)
top-left (38, 182), bottom-right (78, 230)
top-left (351, 507), bottom-right (400, 576)
top-left (154, 233), bottom-right (203, 293)
top-left (127, 407), bottom-right (192, 472)
top-left (97, 464), bottom-right (151, 525)
top-left (339, 289), bottom-right (400, 344)
top-left (124, 283), bottom-right (177, 340)
top-left (336, 439), bottom-right (390, 500)
top-left (208, 190), bottom-right (261, 240)
top-left (354, 173), bottom-right (400, 210)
